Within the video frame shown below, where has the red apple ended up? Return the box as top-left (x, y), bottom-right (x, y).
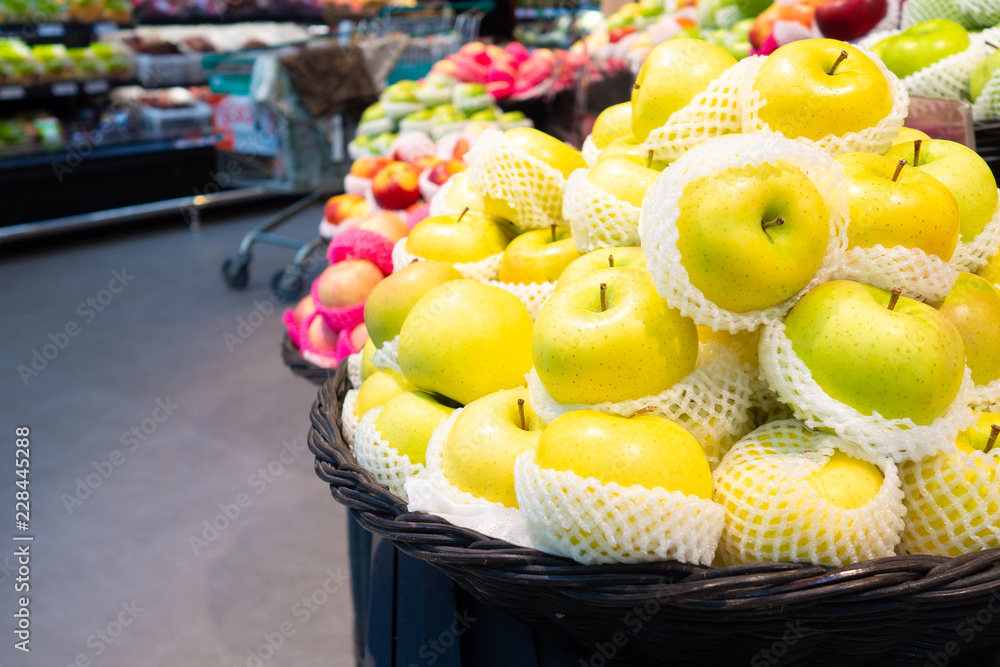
top-left (350, 322), bottom-right (369, 350)
top-left (487, 61), bottom-right (517, 84)
top-left (307, 316), bottom-right (340, 351)
top-left (412, 155), bottom-right (444, 174)
top-left (315, 259), bottom-right (385, 308)
top-left (815, 0), bottom-right (887, 41)
top-left (750, 1), bottom-right (819, 48)
top-left (426, 159), bottom-right (466, 186)
top-left (486, 80), bottom-right (515, 99)
top-left (324, 194), bottom-right (369, 225)
top-left (609, 26), bottom-right (637, 43)
top-left (350, 157), bottom-right (391, 179)
top-left (352, 211), bottom-right (409, 242)
top-left (505, 41), bottom-right (530, 66)
top-left (293, 295), bottom-right (317, 325)
top-left (372, 161), bottom-right (421, 210)
top-left (451, 138), bottom-right (471, 161)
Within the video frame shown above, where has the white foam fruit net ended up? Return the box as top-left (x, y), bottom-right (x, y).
top-left (427, 174), bottom-right (461, 218)
top-left (581, 134), bottom-right (600, 167)
top-left (740, 45), bottom-right (909, 156)
top-left (639, 133), bottom-right (850, 333)
top-left (347, 351), bottom-right (363, 389)
top-left (960, 0), bottom-right (1000, 27)
top-left (513, 453), bottom-right (725, 565)
top-left (466, 129), bottom-right (570, 229)
top-left (482, 280), bottom-right (555, 320)
top-left (952, 193), bottom-right (1000, 273)
top-left (836, 245), bottom-right (959, 304)
top-left (713, 420), bottom-right (906, 566)
top-left (391, 237), bottom-right (503, 282)
top-left (902, 0), bottom-right (993, 30)
top-left (563, 168), bottom-right (642, 252)
top-left (903, 28), bottom-right (1000, 101)
top-left (371, 336), bottom-right (402, 375)
top-left (759, 321), bottom-right (978, 462)
top-left (527, 343), bottom-right (757, 468)
top-left (974, 68), bottom-right (1000, 121)
top-left (341, 389), bottom-right (361, 447)
top-left (302, 349), bottom-right (339, 369)
top-left (968, 378), bottom-right (1000, 413)
top-left (898, 448), bottom-right (1000, 557)
top-left (642, 57), bottom-right (760, 163)
top-left (353, 406), bottom-right (424, 502)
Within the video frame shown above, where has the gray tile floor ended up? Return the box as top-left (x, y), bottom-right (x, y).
top-left (0, 201), bottom-right (353, 667)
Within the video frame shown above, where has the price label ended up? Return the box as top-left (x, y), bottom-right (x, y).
top-left (83, 80), bottom-right (110, 94)
top-left (0, 86), bottom-right (25, 100)
top-left (51, 82), bottom-right (79, 97)
top-left (37, 23), bottom-right (66, 38)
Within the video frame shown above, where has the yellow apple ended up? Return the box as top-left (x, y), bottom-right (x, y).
top-left (934, 272), bottom-right (1000, 386)
top-left (443, 171), bottom-right (489, 214)
top-left (355, 370), bottom-right (416, 419)
top-left (406, 212), bottom-right (510, 264)
top-left (498, 226), bottom-right (581, 284)
top-left (979, 252), bottom-right (1000, 285)
top-left (890, 126), bottom-right (930, 146)
top-left (555, 247), bottom-right (646, 291)
top-left (364, 260), bottom-right (463, 347)
top-left (585, 155), bottom-right (660, 209)
top-left (697, 326), bottom-right (762, 368)
top-left (373, 391), bottom-right (455, 466)
top-left (591, 102), bottom-right (633, 149)
top-left (597, 135), bottom-right (669, 169)
top-left (502, 127), bottom-right (587, 178)
top-left (360, 339), bottom-right (377, 380)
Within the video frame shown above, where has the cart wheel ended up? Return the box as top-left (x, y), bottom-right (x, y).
top-left (222, 255), bottom-right (250, 290)
top-left (271, 269), bottom-right (304, 302)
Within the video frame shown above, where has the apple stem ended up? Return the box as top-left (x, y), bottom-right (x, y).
top-left (608, 254), bottom-right (614, 268)
top-left (600, 282), bottom-right (608, 312)
top-left (887, 287), bottom-right (903, 311)
top-left (628, 406), bottom-right (655, 418)
top-left (551, 224), bottom-right (557, 243)
top-left (647, 150), bottom-right (654, 169)
top-left (913, 139), bottom-right (922, 168)
top-left (760, 216), bottom-right (785, 240)
top-left (517, 398), bottom-right (526, 431)
top-left (633, 83), bottom-right (640, 91)
top-left (984, 425), bottom-right (1000, 454)
top-left (458, 207), bottom-right (469, 223)
top-left (891, 159), bottom-right (907, 182)
top-left (987, 40), bottom-right (1000, 51)
top-left (828, 50), bottom-right (849, 76)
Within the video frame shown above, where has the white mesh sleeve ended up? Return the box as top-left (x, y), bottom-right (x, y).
top-left (371, 336), bottom-right (402, 375)
top-left (392, 237), bottom-right (503, 282)
top-left (902, 28), bottom-right (1000, 101)
top-left (341, 389), bottom-right (361, 447)
top-left (482, 280), bottom-right (555, 320)
top-left (836, 245), bottom-right (959, 303)
top-left (347, 352), bottom-right (363, 389)
top-left (353, 407), bottom-right (424, 502)
top-left (968, 378), bottom-right (1000, 413)
top-left (563, 168), bottom-right (643, 252)
top-left (951, 193), bottom-right (1000, 273)
top-left (582, 134), bottom-right (600, 167)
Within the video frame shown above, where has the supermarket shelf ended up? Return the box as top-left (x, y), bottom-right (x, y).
top-left (0, 135), bottom-right (216, 172)
top-left (0, 78), bottom-right (134, 101)
top-left (132, 12), bottom-right (325, 25)
top-left (0, 21), bottom-right (126, 38)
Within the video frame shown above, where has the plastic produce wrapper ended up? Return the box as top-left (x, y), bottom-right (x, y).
top-left (952, 194), bottom-right (1000, 273)
top-left (902, 29), bottom-right (1000, 102)
top-left (836, 245), bottom-right (959, 304)
top-left (581, 134), bottom-right (600, 167)
top-left (371, 336), bottom-right (402, 375)
top-left (968, 378), bottom-right (1000, 413)
top-left (347, 351), bottom-right (363, 389)
top-left (563, 168), bottom-right (642, 252)
top-left (353, 406), bottom-right (423, 502)
top-left (341, 389), bottom-right (361, 447)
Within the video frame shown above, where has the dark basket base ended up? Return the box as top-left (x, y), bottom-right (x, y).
top-left (975, 120), bottom-right (1000, 184)
top-left (308, 361), bottom-right (1000, 667)
top-left (281, 334), bottom-right (337, 386)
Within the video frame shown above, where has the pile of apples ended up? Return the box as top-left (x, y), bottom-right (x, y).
top-left (342, 35), bottom-right (1000, 569)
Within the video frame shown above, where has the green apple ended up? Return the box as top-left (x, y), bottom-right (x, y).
top-left (430, 104), bottom-right (467, 123)
top-left (875, 20), bottom-right (970, 80)
top-left (934, 272), bottom-right (1000, 387)
top-left (535, 410), bottom-right (712, 498)
top-left (631, 39), bottom-right (737, 142)
top-left (373, 391), bottom-right (455, 466)
top-left (675, 159), bottom-right (830, 313)
top-left (884, 140), bottom-right (998, 242)
top-left (469, 107), bottom-right (500, 122)
top-left (556, 247), bottom-right (646, 291)
top-left (355, 370), bottom-right (416, 419)
top-left (971, 49), bottom-right (1000, 102)
top-left (398, 280), bottom-right (533, 405)
top-left (500, 111), bottom-right (527, 124)
top-left (440, 387), bottom-right (544, 507)
top-left (498, 226), bottom-right (581, 284)
top-left (591, 102), bottom-right (633, 149)
top-left (364, 260), bottom-right (463, 347)
top-left (783, 280), bottom-right (966, 425)
top-left (585, 155), bottom-right (660, 209)
top-left (361, 339), bottom-right (377, 380)
top-left (533, 267), bottom-right (698, 405)
top-left (406, 212), bottom-right (510, 263)
top-left (834, 152), bottom-right (960, 260)
top-left (597, 135), bottom-right (670, 169)
top-left (383, 82), bottom-right (420, 103)
top-left (753, 39), bottom-right (892, 142)
top-left (360, 102), bottom-right (387, 123)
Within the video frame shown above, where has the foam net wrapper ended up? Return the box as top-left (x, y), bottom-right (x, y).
top-left (563, 168), bottom-right (642, 252)
top-left (391, 237), bottom-right (502, 282)
top-left (371, 336), bottom-right (402, 375)
top-left (713, 420), bottom-right (906, 566)
top-left (353, 406), bottom-right (423, 502)
top-left (466, 129), bottom-right (569, 229)
top-left (528, 343), bottom-right (757, 468)
top-left (759, 321), bottom-right (978, 462)
top-left (346, 351), bottom-right (363, 389)
top-left (968, 378), bottom-right (1000, 413)
top-left (418, 408), bottom-right (509, 509)
top-left (639, 133), bottom-right (850, 333)
top-left (951, 193), bottom-right (1000, 273)
top-left (513, 453), bottom-right (725, 565)
top-left (973, 69), bottom-right (1000, 122)
top-left (836, 245), bottom-right (959, 304)
top-left (581, 134), bottom-right (600, 167)
top-left (739, 46), bottom-right (909, 156)
top-left (902, 28), bottom-right (1000, 101)
top-left (481, 280), bottom-right (555, 320)
top-left (641, 57), bottom-right (759, 163)
top-left (898, 446), bottom-right (1000, 556)
top-left (427, 173), bottom-right (462, 217)
top-left (341, 389), bottom-right (361, 447)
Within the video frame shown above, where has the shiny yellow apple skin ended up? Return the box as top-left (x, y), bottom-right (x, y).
top-left (834, 152), bottom-right (960, 260)
top-left (676, 159), bottom-right (830, 313)
top-left (374, 391), bottom-right (455, 466)
top-left (443, 170), bottom-right (488, 213)
top-left (556, 247), bottom-right (646, 291)
top-left (406, 213), bottom-right (510, 263)
top-left (355, 370), bottom-right (416, 419)
top-left (804, 451), bottom-right (883, 509)
top-left (884, 139), bottom-right (999, 242)
top-left (935, 272), bottom-right (1000, 386)
top-left (441, 387), bottom-right (544, 507)
top-left (890, 126), bottom-right (931, 146)
top-left (364, 260), bottom-right (463, 348)
top-left (533, 267), bottom-right (698, 405)
top-left (784, 281), bottom-right (966, 425)
top-left (399, 280), bottom-right (533, 405)
top-left (360, 339), bottom-right (377, 381)
top-left (498, 227), bottom-right (581, 284)
top-left (631, 39), bottom-right (736, 142)
top-left (535, 410), bottom-right (712, 498)
top-left (504, 127), bottom-right (587, 178)
top-left (754, 39), bottom-right (892, 142)
top-left (980, 252), bottom-right (1000, 285)
top-left (697, 326), bottom-right (761, 368)
top-left (585, 155), bottom-right (659, 208)
top-left (597, 136), bottom-right (669, 170)
top-left (957, 412), bottom-right (1000, 453)
top-left (592, 102), bottom-right (633, 149)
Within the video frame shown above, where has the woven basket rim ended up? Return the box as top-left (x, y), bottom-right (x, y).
top-left (309, 359), bottom-right (1000, 608)
top-left (281, 334), bottom-right (337, 386)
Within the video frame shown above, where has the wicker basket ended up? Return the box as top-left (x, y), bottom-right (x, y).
top-left (309, 361), bottom-right (1000, 666)
top-left (281, 334), bottom-right (337, 386)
